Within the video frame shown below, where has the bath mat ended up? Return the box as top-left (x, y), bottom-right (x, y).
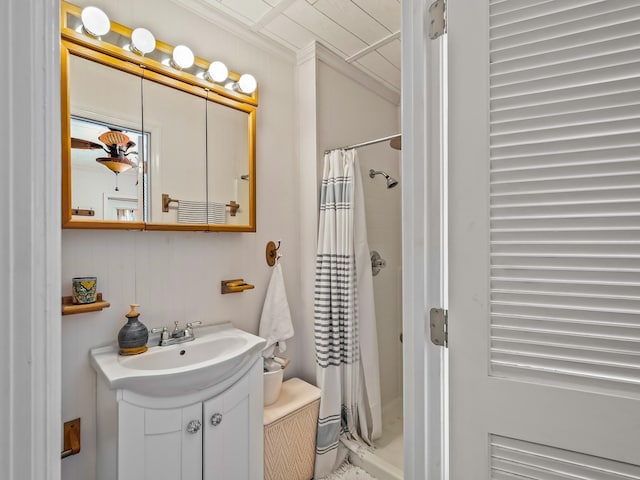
top-left (320, 463), bottom-right (378, 480)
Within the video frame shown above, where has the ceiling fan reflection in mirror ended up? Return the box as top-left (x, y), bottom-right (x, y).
top-left (71, 121), bottom-right (139, 191)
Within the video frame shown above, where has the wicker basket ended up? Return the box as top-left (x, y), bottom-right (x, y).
top-left (264, 378), bottom-right (321, 480)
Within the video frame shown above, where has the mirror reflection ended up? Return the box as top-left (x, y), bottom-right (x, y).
top-left (206, 100), bottom-right (250, 226)
top-left (63, 41), bottom-right (256, 231)
top-left (70, 116), bottom-right (145, 221)
top-left (143, 79), bottom-right (207, 224)
top-left (69, 54), bottom-right (144, 222)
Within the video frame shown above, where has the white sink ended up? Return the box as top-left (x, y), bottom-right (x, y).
top-left (90, 323), bottom-right (266, 397)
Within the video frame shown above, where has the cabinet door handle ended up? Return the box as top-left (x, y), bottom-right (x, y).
top-left (210, 413), bottom-right (223, 426)
top-left (186, 419), bottom-right (202, 433)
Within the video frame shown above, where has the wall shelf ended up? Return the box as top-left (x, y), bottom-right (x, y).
top-left (62, 293), bottom-right (110, 315)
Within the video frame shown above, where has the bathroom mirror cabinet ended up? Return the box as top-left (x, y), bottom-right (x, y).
top-left (60, 2), bottom-right (257, 232)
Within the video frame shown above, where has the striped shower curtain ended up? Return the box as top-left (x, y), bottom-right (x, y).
top-left (314, 149), bottom-right (382, 477)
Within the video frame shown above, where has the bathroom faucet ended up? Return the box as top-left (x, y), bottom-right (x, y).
top-left (151, 321), bottom-right (202, 346)
top-left (172, 321), bottom-right (186, 338)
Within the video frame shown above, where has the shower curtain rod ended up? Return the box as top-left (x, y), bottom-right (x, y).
top-left (324, 133), bottom-right (401, 155)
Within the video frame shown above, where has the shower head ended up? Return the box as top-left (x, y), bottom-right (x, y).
top-left (369, 169), bottom-right (399, 189)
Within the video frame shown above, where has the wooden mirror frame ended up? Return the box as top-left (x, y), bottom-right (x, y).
top-left (60, 1), bottom-right (257, 232)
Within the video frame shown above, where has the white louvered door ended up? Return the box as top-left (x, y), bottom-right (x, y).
top-left (447, 1), bottom-right (640, 478)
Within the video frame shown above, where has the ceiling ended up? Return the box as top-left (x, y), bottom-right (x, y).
top-left (173, 0), bottom-right (401, 94)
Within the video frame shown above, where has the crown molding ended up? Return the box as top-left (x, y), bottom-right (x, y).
top-left (309, 42), bottom-right (400, 106)
top-left (169, 0), bottom-right (296, 64)
top-left (296, 41), bottom-right (318, 66)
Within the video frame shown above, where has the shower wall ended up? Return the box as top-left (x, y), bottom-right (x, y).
top-left (315, 54), bottom-right (403, 410)
top-left (357, 146), bottom-right (402, 411)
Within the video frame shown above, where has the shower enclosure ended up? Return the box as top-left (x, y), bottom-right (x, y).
top-left (347, 142), bottom-right (403, 480)
top-left (313, 53), bottom-right (404, 477)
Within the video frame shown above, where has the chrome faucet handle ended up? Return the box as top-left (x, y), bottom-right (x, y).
top-left (185, 321), bottom-right (202, 338)
top-left (151, 327), bottom-right (169, 343)
top-left (171, 321), bottom-right (185, 338)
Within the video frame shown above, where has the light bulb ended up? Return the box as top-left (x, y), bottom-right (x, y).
top-left (238, 73), bottom-right (257, 94)
top-left (170, 45), bottom-right (194, 70)
top-left (131, 28), bottom-right (155, 55)
top-left (81, 6), bottom-right (110, 37)
top-left (205, 61), bottom-right (228, 83)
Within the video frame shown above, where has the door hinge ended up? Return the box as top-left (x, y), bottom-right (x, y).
top-left (429, 307), bottom-right (448, 347)
top-left (428, 0), bottom-right (447, 40)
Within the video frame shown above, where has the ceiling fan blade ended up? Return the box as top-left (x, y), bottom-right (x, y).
top-left (99, 130), bottom-right (131, 147)
top-left (71, 138), bottom-right (104, 150)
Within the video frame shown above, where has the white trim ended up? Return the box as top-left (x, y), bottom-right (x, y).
top-left (294, 44), bottom-right (321, 381)
top-left (296, 41), bottom-right (318, 66)
top-left (312, 42), bottom-right (400, 106)
top-left (402, 0), bottom-right (446, 479)
top-left (345, 31), bottom-right (401, 63)
top-left (253, 0), bottom-right (298, 30)
top-left (168, 0), bottom-right (296, 64)
top-left (0, 0), bottom-right (61, 479)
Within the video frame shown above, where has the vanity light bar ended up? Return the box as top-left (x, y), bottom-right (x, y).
top-left (80, 6), bottom-right (110, 37)
top-left (238, 74), bottom-right (257, 94)
top-left (76, 4), bottom-right (257, 93)
top-left (130, 27), bottom-right (155, 55)
top-left (205, 61), bottom-right (229, 83)
top-left (225, 73), bottom-right (257, 95)
top-left (170, 45), bottom-right (195, 70)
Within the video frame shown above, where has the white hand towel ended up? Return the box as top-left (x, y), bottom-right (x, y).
top-left (259, 263), bottom-right (294, 357)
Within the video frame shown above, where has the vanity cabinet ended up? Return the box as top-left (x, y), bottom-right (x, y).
top-left (203, 377), bottom-right (255, 480)
top-left (119, 402), bottom-right (202, 480)
top-left (96, 358), bottom-right (263, 480)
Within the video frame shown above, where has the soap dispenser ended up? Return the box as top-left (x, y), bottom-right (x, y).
top-left (118, 304), bottom-right (149, 356)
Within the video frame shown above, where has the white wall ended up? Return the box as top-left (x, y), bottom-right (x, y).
top-left (61, 2), bottom-right (301, 479)
top-left (72, 166), bottom-right (139, 219)
top-left (357, 143), bottom-right (403, 410)
top-left (315, 52), bottom-right (403, 409)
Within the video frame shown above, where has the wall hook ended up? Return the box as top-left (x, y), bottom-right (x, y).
top-left (265, 240), bottom-right (281, 266)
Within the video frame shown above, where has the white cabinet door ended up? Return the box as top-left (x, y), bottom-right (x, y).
top-left (448, 1), bottom-right (640, 479)
top-left (119, 401), bottom-right (202, 480)
top-left (203, 360), bottom-right (263, 480)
